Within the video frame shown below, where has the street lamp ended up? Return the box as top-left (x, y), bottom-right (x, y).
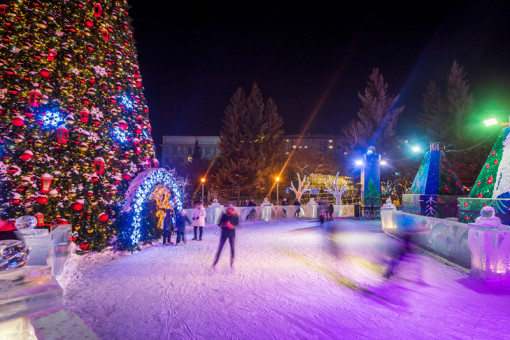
top-left (200, 177), bottom-right (205, 205)
top-left (275, 176), bottom-right (280, 206)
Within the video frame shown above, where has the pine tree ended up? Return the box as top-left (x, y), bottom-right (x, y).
top-left (418, 80), bottom-right (448, 142)
top-left (0, 1), bottom-right (156, 252)
top-left (254, 97), bottom-right (284, 195)
top-left (214, 83), bottom-right (284, 203)
top-left (191, 139), bottom-right (202, 162)
top-left (446, 60), bottom-right (475, 144)
top-left (346, 68), bottom-right (404, 154)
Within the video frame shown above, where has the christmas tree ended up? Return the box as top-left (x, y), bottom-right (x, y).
top-left (0, 0), bottom-right (157, 251)
top-left (459, 127), bottom-right (510, 224)
top-left (407, 150), bottom-right (464, 195)
top-left (469, 127), bottom-right (509, 199)
top-left (403, 149), bottom-right (464, 218)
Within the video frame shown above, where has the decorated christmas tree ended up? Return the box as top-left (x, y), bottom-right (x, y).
top-left (0, 0), bottom-right (157, 251)
top-left (403, 145), bottom-right (464, 218)
top-left (468, 127), bottom-right (509, 199)
top-left (407, 149), bottom-right (464, 196)
top-left (459, 127), bottom-right (510, 224)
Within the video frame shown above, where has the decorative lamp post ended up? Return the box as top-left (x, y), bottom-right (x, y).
top-left (201, 177), bottom-right (205, 204)
top-left (276, 176), bottom-right (280, 206)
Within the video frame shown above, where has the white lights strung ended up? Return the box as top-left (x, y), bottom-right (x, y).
top-left (290, 173), bottom-right (310, 202)
top-left (325, 172), bottom-right (348, 205)
top-left (123, 168), bottom-right (183, 246)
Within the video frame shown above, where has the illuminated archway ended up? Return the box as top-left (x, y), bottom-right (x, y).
top-left (120, 168), bottom-right (183, 248)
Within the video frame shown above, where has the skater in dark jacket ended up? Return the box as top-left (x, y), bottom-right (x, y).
top-left (212, 204), bottom-right (239, 268)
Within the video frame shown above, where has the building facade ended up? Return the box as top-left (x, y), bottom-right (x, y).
top-left (282, 134), bottom-right (343, 155)
top-left (160, 136), bottom-right (220, 168)
top-left (160, 134), bottom-right (345, 169)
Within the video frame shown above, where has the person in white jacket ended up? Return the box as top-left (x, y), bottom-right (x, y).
top-left (192, 203), bottom-right (206, 241)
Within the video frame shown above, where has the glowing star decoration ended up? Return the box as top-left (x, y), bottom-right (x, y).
top-left (122, 169), bottom-right (183, 247)
top-left (42, 110), bottom-right (63, 127)
top-left (120, 95), bottom-right (133, 111)
top-left (149, 185), bottom-right (173, 230)
top-left (113, 128), bottom-right (128, 143)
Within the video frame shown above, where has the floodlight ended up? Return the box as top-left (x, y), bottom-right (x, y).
top-left (484, 118), bottom-right (498, 127)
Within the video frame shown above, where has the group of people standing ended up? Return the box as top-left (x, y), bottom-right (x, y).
top-left (163, 203), bottom-right (207, 246)
top-left (318, 200), bottom-right (335, 224)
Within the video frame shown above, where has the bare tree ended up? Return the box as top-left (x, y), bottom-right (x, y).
top-left (289, 173), bottom-right (311, 202)
top-left (325, 172), bottom-right (348, 205)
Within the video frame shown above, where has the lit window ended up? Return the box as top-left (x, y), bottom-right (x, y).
top-left (286, 139), bottom-right (289, 142)
top-left (329, 139), bottom-right (333, 143)
top-left (188, 156), bottom-right (192, 162)
top-left (329, 145), bottom-right (333, 149)
top-left (285, 152), bottom-right (289, 155)
top-left (304, 146), bottom-right (308, 149)
top-left (292, 145), bottom-right (296, 149)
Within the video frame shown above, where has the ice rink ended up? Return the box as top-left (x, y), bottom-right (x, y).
top-left (58, 218), bottom-right (510, 339)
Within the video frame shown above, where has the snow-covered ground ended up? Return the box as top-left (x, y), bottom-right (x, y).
top-left (58, 218), bottom-right (510, 340)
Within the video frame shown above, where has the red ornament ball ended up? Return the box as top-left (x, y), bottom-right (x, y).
top-left (98, 213), bottom-right (109, 222)
top-left (72, 202), bottom-right (83, 211)
top-left (487, 176), bottom-right (494, 185)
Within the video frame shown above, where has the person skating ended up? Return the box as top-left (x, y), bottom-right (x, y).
top-left (212, 204), bottom-right (239, 269)
top-left (192, 203), bottom-right (206, 240)
top-left (383, 230), bottom-right (413, 279)
top-left (175, 209), bottom-right (192, 245)
top-left (162, 207), bottom-right (175, 245)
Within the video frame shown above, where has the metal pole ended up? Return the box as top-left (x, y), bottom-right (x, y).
top-left (201, 183), bottom-right (204, 205)
top-left (277, 182), bottom-right (279, 206)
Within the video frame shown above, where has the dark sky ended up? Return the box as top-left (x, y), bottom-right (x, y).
top-left (127, 2), bottom-right (510, 155)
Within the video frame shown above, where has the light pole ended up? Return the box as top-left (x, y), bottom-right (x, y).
top-left (200, 177), bottom-right (205, 205)
top-left (276, 176), bottom-right (280, 206)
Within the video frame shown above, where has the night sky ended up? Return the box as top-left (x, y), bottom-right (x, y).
top-left (127, 2), bottom-right (510, 156)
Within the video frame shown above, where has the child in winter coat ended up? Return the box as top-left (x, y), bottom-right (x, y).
top-left (192, 203), bottom-right (206, 240)
top-left (175, 210), bottom-right (192, 245)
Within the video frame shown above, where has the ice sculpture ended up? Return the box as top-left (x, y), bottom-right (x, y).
top-left (468, 207), bottom-right (510, 284)
top-left (14, 216), bottom-right (37, 230)
top-left (0, 240), bottom-right (30, 271)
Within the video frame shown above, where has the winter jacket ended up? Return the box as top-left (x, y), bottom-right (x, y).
top-left (176, 212), bottom-right (192, 233)
top-left (192, 207), bottom-right (206, 227)
top-left (218, 208), bottom-right (239, 230)
top-left (164, 209), bottom-right (175, 229)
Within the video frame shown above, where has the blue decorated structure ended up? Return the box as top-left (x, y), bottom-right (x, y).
top-left (116, 168), bottom-right (183, 251)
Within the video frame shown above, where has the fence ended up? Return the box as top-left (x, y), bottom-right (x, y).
top-left (184, 204), bottom-right (355, 225)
